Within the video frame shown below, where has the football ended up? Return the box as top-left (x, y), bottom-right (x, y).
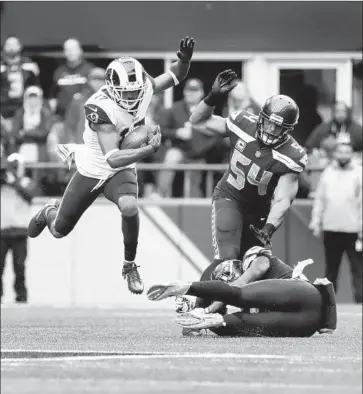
top-left (119, 125), bottom-right (152, 150)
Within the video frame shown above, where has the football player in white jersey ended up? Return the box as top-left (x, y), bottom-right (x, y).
top-left (28, 37), bottom-right (195, 295)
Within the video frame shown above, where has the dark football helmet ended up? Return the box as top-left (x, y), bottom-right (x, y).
top-left (257, 95), bottom-right (299, 146)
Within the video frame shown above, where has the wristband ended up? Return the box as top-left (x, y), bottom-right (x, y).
top-left (168, 70), bottom-right (180, 86)
top-left (204, 93), bottom-right (220, 107)
top-left (263, 223), bottom-right (276, 237)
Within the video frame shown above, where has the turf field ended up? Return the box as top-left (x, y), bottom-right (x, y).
top-left (1, 304), bottom-right (362, 394)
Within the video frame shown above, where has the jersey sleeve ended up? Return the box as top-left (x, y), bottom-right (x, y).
top-left (225, 109), bottom-right (258, 145)
top-left (84, 103), bottom-right (113, 125)
top-left (273, 138), bottom-right (308, 174)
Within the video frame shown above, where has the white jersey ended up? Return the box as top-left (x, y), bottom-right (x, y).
top-left (74, 80), bottom-right (153, 181)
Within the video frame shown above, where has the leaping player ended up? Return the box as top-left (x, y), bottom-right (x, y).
top-left (28, 37), bottom-right (195, 295)
top-left (189, 70), bottom-right (308, 295)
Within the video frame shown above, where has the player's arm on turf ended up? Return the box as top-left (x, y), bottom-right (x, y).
top-left (148, 37), bottom-right (195, 93)
top-left (189, 69), bottom-right (238, 135)
top-left (265, 173), bottom-right (299, 231)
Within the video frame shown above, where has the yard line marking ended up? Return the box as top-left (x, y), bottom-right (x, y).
top-left (2, 351), bottom-right (362, 363)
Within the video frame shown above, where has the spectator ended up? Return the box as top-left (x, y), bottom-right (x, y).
top-left (158, 78), bottom-right (205, 197)
top-left (49, 38), bottom-right (94, 119)
top-left (63, 67), bottom-right (105, 144)
top-left (294, 84), bottom-right (323, 146)
top-left (309, 138), bottom-right (362, 303)
top-left (1, 36), bottom-right (40, 150)
top-left (12, 86), bottom-right (52, 165)
top-left (0, 151), bottom-right (36, 303)
top-left (305, 101), bottom-right (363, 154)
top-left (221, 80), bottom-right (260, 117)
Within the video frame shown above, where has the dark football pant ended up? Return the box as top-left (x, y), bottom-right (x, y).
top-left (0, 236), bottom-right (28, 301)
top-left (323, 231), bottom-right (362, 303)
top-left (195, 197), bottom-right (266, 309)
top-left (52, 169), bottom-right (138, 236)
top-left (211, 197), bottom-right (266, 262)
top-left (187, 279), bottom-right (323, 337)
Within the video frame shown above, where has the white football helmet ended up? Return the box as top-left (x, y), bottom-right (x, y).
top-left (242, 246), bottom-right (272, 272)
top-left (105, 57), bottom-right (147, 113)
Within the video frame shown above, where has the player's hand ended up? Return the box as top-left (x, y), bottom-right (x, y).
top-left (147, 125), bottom-right (162, 152)
top-left (211, 69), bottom-right (238, 97)
top-left (249, 225), bottom-right (272, 249)
top-left (204, 70), bottom-right (238, 107)
top-left (177, 36), bottom-right (195, 63)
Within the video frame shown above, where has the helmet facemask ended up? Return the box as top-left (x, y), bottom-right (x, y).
top-left (105, 61), bottom-right (147, 113)
top-left (257, 112), bottom-right (293, 147)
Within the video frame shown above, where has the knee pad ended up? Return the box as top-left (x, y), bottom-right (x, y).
top-left (52, 220), bottom-right (71, 238)
top-left (119, 196), bottom-right (138, 217)
top-left (217, 208), bottom-right (241, 233)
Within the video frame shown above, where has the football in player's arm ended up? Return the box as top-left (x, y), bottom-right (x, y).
top-left (87, 37), bottom-right (195, 169)
top-left (190, 69), bottom-right (305, 249)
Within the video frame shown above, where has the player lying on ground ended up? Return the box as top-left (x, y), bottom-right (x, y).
top-left (28, 37), bottom-right (195, 295)
top-left (147, 251), bottom-right (337, 337)
top-left (176, 246), bottom-right (311, 318)
top-left (189, 70), bottom-right (308, 293)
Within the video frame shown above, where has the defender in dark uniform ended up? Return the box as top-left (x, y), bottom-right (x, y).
top-left (147, 248), bottom-right (337, 338)
top-left (189, 70), bottom-right (308, 283)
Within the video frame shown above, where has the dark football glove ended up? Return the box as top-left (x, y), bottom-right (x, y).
top-left (204, 69), bottom-right (238, 106)
top-left (177, 36), bottom-right (195, 63)
top-left (249, 224), bottom-right (275, 249)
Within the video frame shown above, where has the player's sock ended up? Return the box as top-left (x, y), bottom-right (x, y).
top-left (187, 280), bottom-right (242, 307)
top-left (122, 212), bottom-right (139, 262)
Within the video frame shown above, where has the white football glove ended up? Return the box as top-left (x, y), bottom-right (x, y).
top-left (148, 125), bottom-right (162, 152)
top-left (175, 295), bottom-right (196, 313)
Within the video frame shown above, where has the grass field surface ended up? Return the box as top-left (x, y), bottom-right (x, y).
top-left (1, 304), bottom-right (362, 394)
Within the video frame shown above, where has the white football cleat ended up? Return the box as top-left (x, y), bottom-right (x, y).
top-left (175, 308), bottom-right (225, 330)
top-left (147, 282), bottom-right (191, 301)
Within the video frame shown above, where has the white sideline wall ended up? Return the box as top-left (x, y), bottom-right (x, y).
top-left (2, 200), bottom-right (204, 308)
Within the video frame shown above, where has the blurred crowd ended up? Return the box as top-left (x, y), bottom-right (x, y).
top-left (1, 36), bottom-right (362, 199)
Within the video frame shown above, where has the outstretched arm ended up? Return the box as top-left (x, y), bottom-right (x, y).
top-left (266, 172), bottom-right (299, 230)
top-left (189, 69), bottom-right (238, 136)
top-left (250, 173), bottom-right (299, 248)
top-left (148, 37), bottom-right (195, 93)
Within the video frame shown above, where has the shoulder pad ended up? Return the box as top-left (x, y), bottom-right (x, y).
top-left (226, 109), bottom-right (258, 143)
top-left (84, 103), bottom-right (112, 125)
top-left (272, 137), bottom-right (308, 174)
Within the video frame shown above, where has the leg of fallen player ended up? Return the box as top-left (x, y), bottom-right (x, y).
top-left (103, 169), bottom-right (144, 295)
top-left (183, 279), bottom-right (322, 337)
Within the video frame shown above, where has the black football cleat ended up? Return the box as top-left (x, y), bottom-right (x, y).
top-left (122, 261), bottom-right (144, 295)
top-left (28, 199), bottom-right (60, 238)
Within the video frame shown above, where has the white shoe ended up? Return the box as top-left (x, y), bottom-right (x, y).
top-left (147, 282), bottom-right (191, 301)
top-left (175, 308), bottom-right (225, 330)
